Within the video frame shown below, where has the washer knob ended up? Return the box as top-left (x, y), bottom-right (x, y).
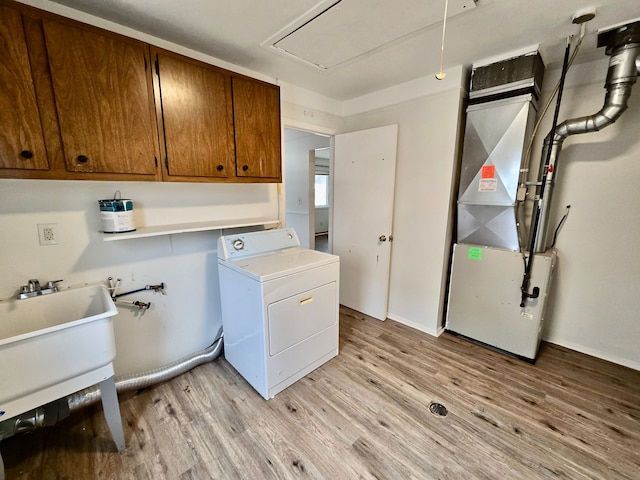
top-left (232, 239), bottom-right (244, 251)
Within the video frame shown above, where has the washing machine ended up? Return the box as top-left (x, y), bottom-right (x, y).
top-left (217, 228), bottom-right (339, 399)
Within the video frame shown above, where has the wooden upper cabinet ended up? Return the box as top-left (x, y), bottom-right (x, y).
top-left (232, 77), bottom-right (282, 180)
top-left (153, 49), bottom-right (235, 179)
top-left (42, 19), bottom-right (158, 176)
top-left (0, 6), bottom-right (48, 170)
top-left (0, 0), bottom-right (281, 183)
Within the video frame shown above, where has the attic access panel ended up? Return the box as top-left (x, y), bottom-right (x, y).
top-left (270, 0), bottom-right (476, 70)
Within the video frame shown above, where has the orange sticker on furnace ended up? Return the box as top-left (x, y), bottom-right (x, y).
top-left (481, 165), bottom-right (495, 178)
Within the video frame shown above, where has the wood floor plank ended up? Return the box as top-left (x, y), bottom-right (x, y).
top-left (2, 306), bottom-right (639, 479)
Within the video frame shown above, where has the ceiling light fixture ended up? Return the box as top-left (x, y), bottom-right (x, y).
top-left (435, 0), bottom-right (449, 80)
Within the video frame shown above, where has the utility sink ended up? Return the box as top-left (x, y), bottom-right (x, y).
top-left (0, 285), bottom-right (118, 421)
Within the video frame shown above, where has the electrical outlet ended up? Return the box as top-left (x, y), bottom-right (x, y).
top-left (38, 223), bottom-right (59, 245)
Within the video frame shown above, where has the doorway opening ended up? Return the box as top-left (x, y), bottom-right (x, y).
top-left (284, 124), bottom-right (398, 321)
top-left (314, 146), bottom-right (330, 252)
top-left (283, 128), bottom-right (332, 252)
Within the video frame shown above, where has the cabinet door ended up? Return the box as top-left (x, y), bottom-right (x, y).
top-left (42, 19), bottom-right (157, 175)
top-left (155, 51), bottom-right (235, 178)
top-left (0, 6), bottom-right (48, 170)
top-left (232, 77), bottom-right (281, 180)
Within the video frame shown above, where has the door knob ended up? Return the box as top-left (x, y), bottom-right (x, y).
top-left (379, 235), bottom-right (387, 242)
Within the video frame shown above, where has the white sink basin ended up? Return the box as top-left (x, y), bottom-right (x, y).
top-left (0, 285), bottom-right (118, 421)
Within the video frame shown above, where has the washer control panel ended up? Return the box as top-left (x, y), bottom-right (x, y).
top-left (232, 239), bottom-right (245, 251)
top-left (218, 228), bottom-right (300, 260)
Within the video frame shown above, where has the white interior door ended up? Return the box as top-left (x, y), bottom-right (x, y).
top-left (332, 124), bottom-right (398, 320)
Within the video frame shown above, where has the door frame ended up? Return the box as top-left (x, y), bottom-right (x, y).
top-left (282, 121), bottom-right (338, 250)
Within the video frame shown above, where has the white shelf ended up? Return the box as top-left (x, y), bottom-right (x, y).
top-left (101, 217), bottom-right (280, 241)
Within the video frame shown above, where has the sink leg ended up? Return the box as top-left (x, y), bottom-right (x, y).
top-left (98, 376), bottom-right (126, 451)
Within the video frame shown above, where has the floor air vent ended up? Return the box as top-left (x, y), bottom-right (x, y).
top-left (428, 402), bottom-right (448, 417)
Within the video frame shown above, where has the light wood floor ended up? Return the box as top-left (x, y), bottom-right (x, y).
top-left (3, 306), bottom-right (640, 479)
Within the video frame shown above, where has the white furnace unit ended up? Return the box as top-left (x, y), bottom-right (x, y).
top-left (446, 244), bottom-right (557, 361)
top-left (217, 228), bottom-right (339, 399)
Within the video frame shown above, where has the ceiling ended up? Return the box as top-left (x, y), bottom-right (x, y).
top-left (49, 0), bottom-right (640, 101)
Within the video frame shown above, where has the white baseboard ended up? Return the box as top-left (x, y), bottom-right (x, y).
top-left (544, 336), bottom-right (640, 372)
top-left (386, 317), bottom-right (638, 371)
top-left (386, 315), bottom-right (639, 371)
top-left (386, 313), bottom-right (444, 337)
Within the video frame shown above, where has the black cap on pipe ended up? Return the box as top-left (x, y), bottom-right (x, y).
top-left (597, 21), bottom-right (640, 55)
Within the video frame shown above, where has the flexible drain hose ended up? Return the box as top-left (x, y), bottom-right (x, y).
top-left (0, 329), bottom-right (223, 440)
top-left (68, 328), bottom-right (223, 411)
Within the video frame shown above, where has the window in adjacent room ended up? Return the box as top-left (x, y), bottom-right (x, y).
top-left (314, 174), bottom-right (329, 207)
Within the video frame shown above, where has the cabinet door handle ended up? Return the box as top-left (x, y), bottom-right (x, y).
top-left (217, 164), bottom-right (224, 171)
top-left (77, 155), bottom-right (88, 163)
top-left (242, 165), bottom-right (249, 172)
top-left (20, 150), bottom-right (34, 159)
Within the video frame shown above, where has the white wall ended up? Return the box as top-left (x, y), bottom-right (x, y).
top-left (283, 130), bottom-right (330, 248)
top-left (0, 180), bottom-right (277, 375)
top-left (2, 0), bottom-right (339, 379)
top-left (315, 208), bottom-right (329, 234)
top-left (342, 70), bottom-right (467, 336)
top-left (9, 1), bottom-right (640, 371)
top-left (337, 57), bottom-right (640, 369)
top-left (534, 60), bottom-right (640, 370)
top-left (2, 0), bottom-right (286, 377)
top-left (334, 58), bottom-right (640, 370)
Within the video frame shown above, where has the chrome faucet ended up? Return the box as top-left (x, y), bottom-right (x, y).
top-left (18, 279), bottom-right (63, 299)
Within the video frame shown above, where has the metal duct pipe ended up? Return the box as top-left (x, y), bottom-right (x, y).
top-left (69, 328), bottom-right (223, 411)
top-left (0, 399), bottom-right (70, 441)
top-left (532, 21), bottom-right (640, 253)
top-left (0, 329), bottom-right (223, 441)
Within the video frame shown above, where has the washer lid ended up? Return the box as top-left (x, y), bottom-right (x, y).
top-left (219, 247), bottom-right (339, 281)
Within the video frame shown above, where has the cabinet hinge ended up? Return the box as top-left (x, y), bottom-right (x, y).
top-left (154, 156), bottom-right (158, 167)
top-left (164, 156), bottom-right (169, 171)
top-left (155, 58), bottom-right (160, 76)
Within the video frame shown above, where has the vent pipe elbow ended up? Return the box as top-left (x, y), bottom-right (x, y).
top-left (531, 21), bottom-right (640, 253)
top-left (555, 44), bottom-right (639, 141)
top-left (554, 92), bottom-right (630, 139)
